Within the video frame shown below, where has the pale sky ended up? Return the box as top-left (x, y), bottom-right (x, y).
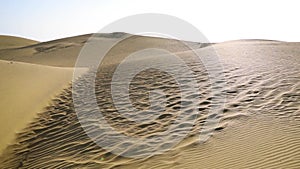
top-left (0, 0), bottom-right (299, 42)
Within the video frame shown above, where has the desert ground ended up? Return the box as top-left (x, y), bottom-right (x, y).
top-left (0, 33), bottom-right (299, 168)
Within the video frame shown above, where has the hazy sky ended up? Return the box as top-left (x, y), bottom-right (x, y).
top-left (0, 0), bottom-right (299, 42)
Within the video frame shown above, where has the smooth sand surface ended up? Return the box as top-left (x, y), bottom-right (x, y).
top-left (0, 34), bottom-right (299, 168)
top-left (0, 60), bottom-right (82, 153)
top-left (0, 35), bottom-right (38, 50)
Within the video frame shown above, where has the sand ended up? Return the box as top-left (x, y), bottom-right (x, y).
top-left (0, 34), bottom-right (299, 168)
top-left (0, 34), bottom-right (90, 67)
top-left (0, 35), bottom-right (38, 50)
top-left (0, 60), bottom-right (87, 153)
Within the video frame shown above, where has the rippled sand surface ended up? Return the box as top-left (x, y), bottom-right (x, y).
top-left (0, 36), bottom-right (299, 168)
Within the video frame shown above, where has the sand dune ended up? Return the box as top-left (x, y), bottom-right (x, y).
top-left (0, 34), bottom-right (299, 168)
top-left (0, 60), bottom-right (87, 154)
top-left (0, 34), bottom-right (91, 67)
top-left (0, 35), bottom-right (39, 50)
top-left (0, 32), bottom-right (200, 67)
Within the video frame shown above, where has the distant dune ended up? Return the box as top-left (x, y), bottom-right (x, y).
top-left (0, 35), bottom-right (39, 50)
top-left (0, 33), bottom-right (200, 67)
top-left (220, 39), bottom-right (284, 43)
top-left (0, 33), bottom-right (299, 169)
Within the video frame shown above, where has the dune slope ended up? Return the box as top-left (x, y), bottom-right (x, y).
top-left (0, 35), bottom-right (39, 50)
top-left (0, 60), bottom-right (83, 154)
